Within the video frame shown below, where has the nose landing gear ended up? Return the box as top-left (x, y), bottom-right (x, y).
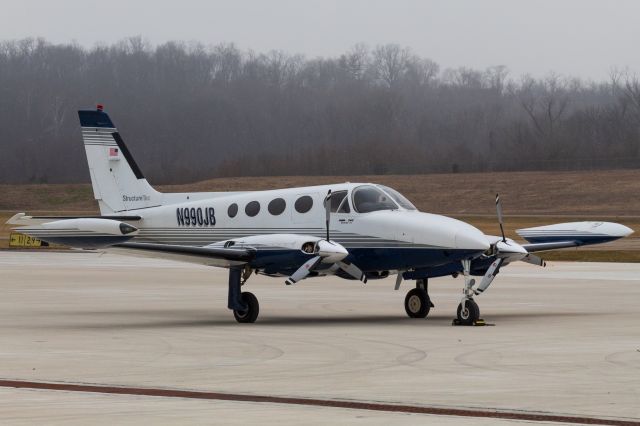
top-left (454, 259), bottom-right (482, 325)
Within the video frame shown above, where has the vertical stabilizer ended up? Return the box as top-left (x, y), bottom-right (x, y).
top-left (78, 106), bottom-right (161, 214)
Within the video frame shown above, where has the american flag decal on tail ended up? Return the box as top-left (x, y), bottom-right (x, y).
top-left (109, 147), bottom-right (120, 160)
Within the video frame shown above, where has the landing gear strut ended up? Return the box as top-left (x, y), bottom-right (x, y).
top-left (404, 279), bottom-right (434, 318)
top-left (456, 259), bottom-right (480, 325)
top-left (228, 267), bottom-right (259, 323)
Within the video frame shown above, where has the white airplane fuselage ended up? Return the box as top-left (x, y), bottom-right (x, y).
top-left (125, 183), bottom-right (490, 276)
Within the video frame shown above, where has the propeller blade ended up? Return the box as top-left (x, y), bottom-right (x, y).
top-left (337, 260), bottom-right (367, 283)
top-left (475, 258), bottom-right (504, 295)
top-left (394, 272), bottom-right (403, 290)
top-left (324, 190), bottom-right (332, 241)
top-left (521, 253), bottom-right (546, 267)
top-left (285, 255), bottom-right (322, 285)
top-left (495, 193), bottom-right (506, 242)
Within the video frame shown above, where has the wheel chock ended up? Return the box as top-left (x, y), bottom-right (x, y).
top-left (451, 318), bottom-right (490, 326)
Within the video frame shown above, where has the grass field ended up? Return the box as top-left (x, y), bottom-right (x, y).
top-left (2, 169), bottom-right (640, 215)
top-left (1, 170), bottom-right (638, 260)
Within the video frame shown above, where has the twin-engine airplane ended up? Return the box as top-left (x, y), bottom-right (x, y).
top-left (7, 106), bottom-right (634, 324)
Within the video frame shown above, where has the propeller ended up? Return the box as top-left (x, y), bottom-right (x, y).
top-left (336, 260), bottom-right (367, 283)
top-left (522, 253), bottom-right (546, 266)
top-left (475, 258), bottom-right (503, 294)
top-left (474, 194), bottom-right (546, 295)
top-left (495, 193), bottom-right (506, 242)
top-left (325, 190), bottom-right (331, 241)
top-left (285, 189), bottom-right (367, 285)
top-left (394, 272), bottom-right (403, 290)
top-left (285, 256), bottom-right (322, 285)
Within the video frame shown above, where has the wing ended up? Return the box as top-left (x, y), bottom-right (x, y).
top-left (108, 242), bottom-right (255, 268)
top-left (521, 241), bottom-right (580, 253)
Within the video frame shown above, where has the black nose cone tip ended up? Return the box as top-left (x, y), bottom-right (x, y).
top-left (119, 223), bottom-right (138, 235)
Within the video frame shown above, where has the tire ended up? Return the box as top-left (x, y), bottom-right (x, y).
top-left (233, 292), bottom-right (259, 323)
top-left (457, 299), bottom-right (480, 325)
top-left (404, 288), bottom-right (430, 318)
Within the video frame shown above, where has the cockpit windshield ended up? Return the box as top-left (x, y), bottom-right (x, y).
top-left (378, 185), bottom-right (417, 210)
top-left (352, 185), bottom-right (398, 213)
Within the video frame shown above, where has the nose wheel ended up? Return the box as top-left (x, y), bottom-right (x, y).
top-left (456, 299), bottom-right (480, 325)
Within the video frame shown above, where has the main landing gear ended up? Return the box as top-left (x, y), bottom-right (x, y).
top-left (228, 267), bottom-right (259, 323)
top-left (455, 259), bottom-right (481, 325)
top-left (404, 279), bottom-right (434, 318)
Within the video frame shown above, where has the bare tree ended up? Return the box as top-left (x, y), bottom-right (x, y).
top-left (0, 38), bottom-right (638, 183)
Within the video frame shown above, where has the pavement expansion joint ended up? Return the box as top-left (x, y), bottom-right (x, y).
top-left (0, 379), bottom-right (638, 426)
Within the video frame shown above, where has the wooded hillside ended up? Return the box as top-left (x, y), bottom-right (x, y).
top-left (1, 38), bottom-right (639, 184)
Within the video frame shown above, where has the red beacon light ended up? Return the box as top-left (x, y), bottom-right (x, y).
top-left (96, 104), bottom-right (104, 111)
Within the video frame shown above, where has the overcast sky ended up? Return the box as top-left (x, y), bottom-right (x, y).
top-left (1, 0), bottom-right (638, 81)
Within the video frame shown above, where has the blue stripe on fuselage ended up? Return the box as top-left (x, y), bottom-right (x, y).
top-left (249, 246), bottom-right (483, 276)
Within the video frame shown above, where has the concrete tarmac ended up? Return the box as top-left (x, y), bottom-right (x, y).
top-left (0, 252), bottom-right (639, 425)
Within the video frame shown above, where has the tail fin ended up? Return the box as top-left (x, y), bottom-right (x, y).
top-left (78, 106), bottom-right (161, 214)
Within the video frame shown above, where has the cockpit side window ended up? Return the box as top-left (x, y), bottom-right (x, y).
top-left (337, 195), bottom-right (351, 213)
top-left (378, 185), bottom-right (417, 210)
top-left (329, 190), bottom-right (350, 213)
top-left (352, 185), bottom-right (398, 213)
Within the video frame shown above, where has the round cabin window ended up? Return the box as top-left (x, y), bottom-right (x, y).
top-left (295, 195), bottom-right (313, 213)
top-left (228, 203), bottom-right (238, 218)
top-left (245, 201), bottom-right (260, 217)
top-left (268, 198), bottom-right (286, 215)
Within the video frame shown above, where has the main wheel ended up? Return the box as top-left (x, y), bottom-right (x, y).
top-left (404, 288), bottom-right (431, 318)
top-left (456, 299), bottom-right (480, 325)
top-left (233, 292), bottom-right (259, 323)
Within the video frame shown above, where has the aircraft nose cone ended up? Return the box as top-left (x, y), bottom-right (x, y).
top-left (455, 230), bottom-right (490, 252)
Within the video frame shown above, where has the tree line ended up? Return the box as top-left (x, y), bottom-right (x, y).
top-left (0, 37), bottom-right (639, 184)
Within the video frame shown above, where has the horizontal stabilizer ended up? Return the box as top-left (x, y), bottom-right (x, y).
top-left (6, 213), bottom-right (141, 226)
top-left (14, 218), bottom-right (138, 249)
